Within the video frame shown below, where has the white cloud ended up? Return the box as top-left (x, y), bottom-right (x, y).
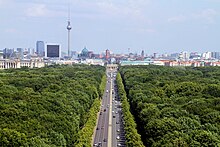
top-left (0, 0), bottom-right (12, 7)
top-left (124, 27), bottom-right (157, 34)
top-left (26, 4), bottom-right (49, 17)
top-left (94, 0), bottom-right (152, 24)
top-left (128, 0), bottom-right (151, 9)
top-left (145, 28), bottom-right (156, 33)
top-left (168, 15), bottom-right (187, 23)
top-left (24, 3), bottom-right (66, 18)
top-left (168, 9), bottom-right (218, 24)
top-left (192, 9), bottom-right (218, 23)
top-left (5, 28), bottom-right (19, 33)
top-left (20, 0), bottom-right (152, 24)
top-left (205, 0), bottom-right (220, 2)
top-left (0, 0), bottom-right (6, 5)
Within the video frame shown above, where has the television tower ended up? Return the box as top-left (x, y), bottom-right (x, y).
top-left (67, 3), bottom-right (72, 57)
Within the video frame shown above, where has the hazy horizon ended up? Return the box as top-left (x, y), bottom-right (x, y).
top-left (0, 0), bottom-right (220, 54)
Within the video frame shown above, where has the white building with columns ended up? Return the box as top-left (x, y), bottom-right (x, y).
top-left (0, 58), bottom-right (45, 69)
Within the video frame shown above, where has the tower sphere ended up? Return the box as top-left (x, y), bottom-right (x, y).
top-left (67, 21), bottom-right (72, 30)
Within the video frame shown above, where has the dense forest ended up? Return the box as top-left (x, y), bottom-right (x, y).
top-left (0, 65), bottom-right (105, 146)
top-left (119, 65), bottom-right (220, 147)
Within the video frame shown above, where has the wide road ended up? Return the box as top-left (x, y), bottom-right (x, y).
top-left (93, 69), bottom-right (126, 147)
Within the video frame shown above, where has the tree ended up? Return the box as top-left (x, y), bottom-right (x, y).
top-left (0, 128), bottom-right (28, 147)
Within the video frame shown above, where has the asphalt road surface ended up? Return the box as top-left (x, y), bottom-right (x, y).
top-left (93, 70), bottom-right (126, 147)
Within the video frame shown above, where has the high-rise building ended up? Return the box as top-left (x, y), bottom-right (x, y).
top-left (45, 43), bottom-right (61, 59)
top-left (211, 52), bottom-right (220, 59)
top-left (153, 53), bottom-right (157, 59)
top-left (171, 53), bottom-right (179, 58)
top-left (71, 51), bottom-right (78, 59)
top-left (106, 49), bottom-right (110, 59)
top-left (36, 41), bottom-right (45, 56)
top-left (28, 48), bottom-right (35, 55)
top-left (0, 50), bottom-right (3, 59)
top-left (141, 50), bottom-right (144, 59)
top-left (179, 51), bottom-right (189, 61)
top-left (17, 48), bottom-right (24, 59)
top-left (202, 52), bottom-right (212, 59)
top-left (3, 48), bottom-right (14, 59)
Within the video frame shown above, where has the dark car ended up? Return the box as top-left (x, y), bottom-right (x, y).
top-left (98, 142), bottom-right (102, 147)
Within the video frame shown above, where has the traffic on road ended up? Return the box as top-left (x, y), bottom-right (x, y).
top-left (93, 69), bottom-right (126, 147)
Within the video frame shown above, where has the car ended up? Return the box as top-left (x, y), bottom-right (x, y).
top-left (93, 143), bottom-right (98, 146)
top-left (104, 109), bottom-right (106, 112)
top-left (117, 143), bottom-right (121, 146)
top-left (106, 90), bottom-right (109, 93)
top-left (116, 111), bottom-right (118, 114)
top-left (116, 136), bottom-right (120, 140)
top-left (96, 127), bottom-right (99, 130)
top-left (100, 112), bottom-right (102, 115)
top-left (98, 142), bottom-right (102, 147)
top-left (116, 121), bottom-right (119, 124)
top-left (103, 138), bottom-right (107, 142)
top-left (113, 115), bottom-right (116, 118)
top-left (117, 129), bottom-right (120, 132)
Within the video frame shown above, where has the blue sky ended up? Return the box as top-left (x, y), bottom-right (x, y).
top-left (0, 0), bottom-right (220, 54)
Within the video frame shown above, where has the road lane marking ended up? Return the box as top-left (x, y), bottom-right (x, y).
top-left (108, 78), bottom-right (113, 147)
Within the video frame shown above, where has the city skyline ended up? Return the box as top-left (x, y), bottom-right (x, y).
top-left (0, 0), bottom-right (220, 54)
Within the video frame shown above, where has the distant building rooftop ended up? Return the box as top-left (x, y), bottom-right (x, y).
top-left (120, 60), bottom-right (153, 66)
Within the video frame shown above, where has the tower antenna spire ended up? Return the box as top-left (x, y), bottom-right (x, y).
top-left (68, 0), bottom-right (70, 21)
top-left (67, 1), bottom-right (72, 58)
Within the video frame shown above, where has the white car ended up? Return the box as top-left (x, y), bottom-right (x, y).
top-left (116, 136), bottom-right (120, 140)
